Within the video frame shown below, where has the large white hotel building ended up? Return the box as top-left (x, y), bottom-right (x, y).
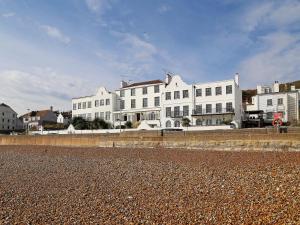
top-left (72, 74), bottom-right (242, 129)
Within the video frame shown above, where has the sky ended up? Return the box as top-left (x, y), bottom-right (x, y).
top-left (0, 0), bottom-right (300, 114)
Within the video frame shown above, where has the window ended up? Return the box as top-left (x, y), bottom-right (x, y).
top-left (216, 103), bottom-right (222, 113)
top-left (154, 97), bottom-right (160, 107)
top-left (206, 119), bottom-right (212, 126)
top-left (196, 88), bottom-right (202, 97)
top-left (105, 112), bottom-right (110, 121)
top-left (106, 99), bottom-right (110, 105)
top-left (166, 120), bottom-right (171, 127)
top-left (131, 99), bottom-right (136, 108)
top-left (166, 107), bottom-right (171, 117)
top-left (174, 91), bottom-right (180, 99)
top-left (131, 88), bottom-right (135, 96)
top-left (278, 98), bottom-right (283, 105)
top-left (174, 106), bottom-right (180, 117)
top-left (266, 112), bottom-right (273, 120)
top-left (183, 105), bottom-right (189, 116)
top-left (154, 85), bottom-right (160, 93)
top-left (206, 104), bottom-right (212, 113)
top-left (87, 113), bottom-right (92, 121)
top-left (82, 102), bottom-right (86, 109)
top-left (95, 100), bottom-right (99, 107)
top-left (174, 120), bottom-right (180, 127)
top-left (143, 98), bottom-right (148, 108)
top-left (165, 92), bottom-right (171, 100)
top-left (120, 90), bottom-right (125, 97)
top-left (205, 88), bottom-right (212, 96)
top-left (215, 87), bottom-right (222, 95)
top-left (73, 104), bottom-right (77, 110)
top-left (216, 119), bottom-right (222, 125)
top-left (78, 103), bottom-right (82, 109)
top-left (226, 85), bottom-right (232, 94)
top-left (195, 105), bottom-right (202, 114)
top-left (142, 87), bottom-right (147, 95)
top-left (196, 119), bottom-right (202, 126)
top-left (95, 112), bottom-right (99, 118)
top-left (267, 99), bottom-right (272, 106)
top-left (226, 102), bottom-right (233, 112)
top-left (120, 100), bottom-right (125, 110)
top-left (100, 99), bottom-right (104, 106)
top-left (183, 90), bottom-right (189, 98)
top-left (100, 112), bottom-right (104, 119)
top-left (88, 101), bottom-right (92, 108)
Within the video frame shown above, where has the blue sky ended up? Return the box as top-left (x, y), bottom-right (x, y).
top-left (0, 0), bottom-right (300, 114)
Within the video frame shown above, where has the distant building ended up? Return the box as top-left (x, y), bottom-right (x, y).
top-left (0, 103), bottom-right (19, 132)
top-left (246, 81), bottom-right (300, 123)
top-left (57, 111), bottom-right (72, 125)
top-left (72, 74), bottom-right (243, 129)
top-left (20, 107), bottom-right (57, 130)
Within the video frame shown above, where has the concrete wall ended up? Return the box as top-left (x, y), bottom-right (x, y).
top-left (1, 129), bottom-right (300, 151)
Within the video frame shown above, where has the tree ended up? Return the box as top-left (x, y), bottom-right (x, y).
top-left (125, 121), bottom-right (132, 129)
top-left (91, 118), bottom-right (111, 129)
top-left (181, 117), bottom-right (191, 127)
top-left (71, 117), bottom-right (89, 130)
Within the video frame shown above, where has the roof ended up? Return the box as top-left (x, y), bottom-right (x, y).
top-left (0, 103), bottom-right (11, 108)
top-left (20, 110), bottom-right (53, 118)
top-left (123, 79), bottom-right (163, 88)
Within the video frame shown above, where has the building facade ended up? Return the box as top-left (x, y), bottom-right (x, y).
top-left (21, 107), bottom-right (57, 130)
top-left (0, 103), bottom-right (19, 131)
top-left (72, 87), bottom-right (117, 125)
top-left (71, 74), bottom-right (243, 129)
top-left (246, 82), bottom-right (300, 123)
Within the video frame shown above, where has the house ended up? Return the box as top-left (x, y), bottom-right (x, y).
top-left (72, 87), bottom-right (117, 125)
top-left (57, 111), bottom-right (72, 125)
top-left (71, 73), bottom-right (243, 129)
top-left (0, 103), bottom-right (20, 132)
top-left (20, 107), bottom-right (57, 130)
top-left (246, 81), bottom-right (300, 124)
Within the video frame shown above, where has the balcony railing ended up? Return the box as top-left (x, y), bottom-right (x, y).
top-left (192, 108), bottom-right (234, 116)
top-left (166, 111), bottom-right (189, 118)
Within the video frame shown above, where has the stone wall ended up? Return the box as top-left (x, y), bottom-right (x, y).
top-left (1, 129), bottom-right (300, 151)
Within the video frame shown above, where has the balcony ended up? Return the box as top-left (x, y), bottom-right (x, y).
top-left (166, 111), bottom-right (189, 118)
top-left (192, 108), bottom-right (234, 116)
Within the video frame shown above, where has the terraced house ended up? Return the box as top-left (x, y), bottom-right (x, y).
top-left (72, 74), bottom-right (243, 129)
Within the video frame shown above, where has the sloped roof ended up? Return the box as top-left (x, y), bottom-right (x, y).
top-left (20, 110), bottom-right (53, 118)
top-left (0, 103), bottom-right (11, 108)
top-left (124, 79), bottom-right (163, 88)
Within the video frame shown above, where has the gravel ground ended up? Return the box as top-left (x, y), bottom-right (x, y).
top-left (0, 146), bottom-right (300, 224)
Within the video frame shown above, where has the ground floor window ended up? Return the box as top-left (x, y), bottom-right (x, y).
top-left (166, 120), bottom-right (171, 127)
top-left (174, 120), bottom-right (180, 127)
top-left (196, 119), bottom-right (203, 126)
top-left (206, 119), bottom-right (212, 126)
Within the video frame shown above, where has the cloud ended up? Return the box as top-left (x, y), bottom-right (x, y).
top-left (40, 25), bottom-right (71, 44)
top-left (2, 12), bottom-right (15, 18)
top-left (85, 0), bottom-right (110, 13)
top-left (238, 32), bottom-right (300, 87)
top-left (244, 1), bottom-right (300, 32)
top-left (0, 68), bottom-right (96, 115)
top-left (158, 4), bottom-right (171, 14)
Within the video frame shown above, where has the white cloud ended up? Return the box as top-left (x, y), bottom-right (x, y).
top-left (244, 1), bottom-right (300, 32)
top-left (238, 32), bottom-right (300, 87)
top-left (2, 12), bottom-right (15, 18)
top-left (85, 0), bottom-right (110, 13)
top-left (158, 4), bottom-right (171, 14)
top-left (40, 25), bottom-right (71, 44)
top-left (0, 68), bottom-right (96, 115)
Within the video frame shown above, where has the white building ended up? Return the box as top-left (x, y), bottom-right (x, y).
top-left (0, 103), bottom-right (19, 132)
top-left (72, 87), bottom-right (117, 125)
top-left (114, 79), bottom-right (165, 128)
top-left (246, 82), bottom-right (300, 123)
top-left (72, 74), bottom-right (243, 129)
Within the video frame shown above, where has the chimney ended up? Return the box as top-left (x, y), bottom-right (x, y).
top-left (234, 73), bottom-right (239, 86)
top-left (50, 106), bottom-right (53, 111)
top-left (257, 85), bottom-right (262, 94)
top-left (120, 81), bottom-right (128, 88)
top-left (273, 81), bottom-right (279, 93)
top-left (165, 73), bottom-right (172, 84)
top-left (291, 85), bottom-right (296, 91)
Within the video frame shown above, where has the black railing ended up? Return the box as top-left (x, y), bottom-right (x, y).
top-left (192, 108), bottom-right (234, 115)
top-left (166, 111), bottom-right (189, 118)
